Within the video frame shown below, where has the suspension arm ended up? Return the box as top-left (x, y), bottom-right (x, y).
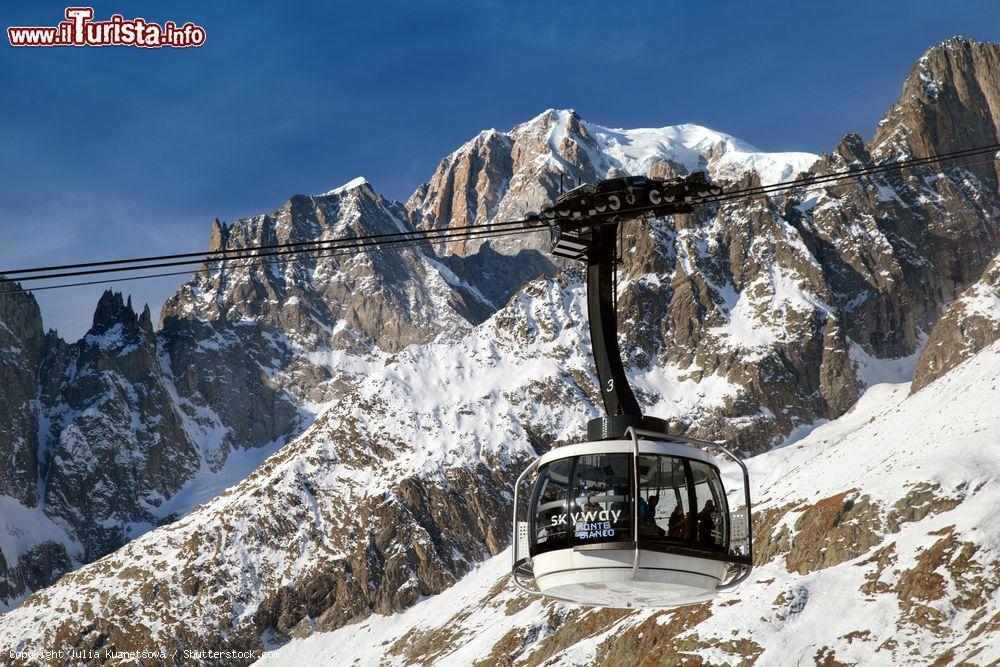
top-left (587, 221), bottom-right (641, 417)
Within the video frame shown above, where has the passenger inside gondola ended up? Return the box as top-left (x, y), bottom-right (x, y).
top-left (667, 504), bottom-right (687, 540)
top-left (698, 500), bottom-right (716, 545)
top-left (638, 455), bottom-right (688, 541)
top-left (640, 495), bottom-right (665, 536)
top-left (610, 484), bottom-right (628, 516)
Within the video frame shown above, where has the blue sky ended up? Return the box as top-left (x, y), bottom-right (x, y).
top-left (2, 0), bottom-right (998, 339)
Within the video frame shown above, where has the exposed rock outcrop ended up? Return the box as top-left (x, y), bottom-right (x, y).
top-left (37, 291), bottom-right (200, 561)
top-left (911, 250), bottom-right (1000, 391)
top-left (0, 279), bottom-right (44, 506)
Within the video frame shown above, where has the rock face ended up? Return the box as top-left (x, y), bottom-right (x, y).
top-left (911, 250), bottom-right (1000, 391)
top-left (0, 280), bottom-right (44, 506)
top-left (851, 37), bottom-right (1000, 352)
top-left (156, 180), bottom-right (554, 459)
top-left (0, 35), bottom-right (1000, 662)
top-left (39, 291), bottom-right (200, 560)
top-left (0, 286), bottom-right (203, 607)
top-left (0, 282), bottom-right (74, 606)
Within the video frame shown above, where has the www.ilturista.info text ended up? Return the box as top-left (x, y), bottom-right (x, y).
top-left (8, 7), bottom-right (205, 48)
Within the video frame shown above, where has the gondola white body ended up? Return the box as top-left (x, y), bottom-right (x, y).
top-left (530, 547), bottom-right (726, 608)
top-left (512, 431), bottom-right (752, 609)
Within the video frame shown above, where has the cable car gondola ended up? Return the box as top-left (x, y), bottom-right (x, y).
top-left (511, 173), bottom-right (753, 608)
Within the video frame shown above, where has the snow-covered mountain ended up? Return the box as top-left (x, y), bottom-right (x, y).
top-left (260, 341), bottom-right (1000, 666)
top-left (407, 109), bottom-right (817, 257)
top-left (0, 181), bottom-right (555, 610)
top-left (0, 36), bottom-right (999, 665)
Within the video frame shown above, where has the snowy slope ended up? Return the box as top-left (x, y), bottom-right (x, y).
top-left (261, 341), bottom-right (1000, 666)
top-left (465, 109), bottom-right (818, 188)
top-left (570, 113), bottom-right (819, 187)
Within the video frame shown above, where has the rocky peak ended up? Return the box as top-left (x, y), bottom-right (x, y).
top-left (153, 173), bottom-right (552, 481)
top-left (0, 279), bottom-right (44, 361)
top-left (92, 289), bottom-right (132, 329)
top-left (213, 179), bottom-right (409, 264)
top-left (782, 39), bottom-right (1000, 362)
top-left (407, 108), bottom-right (818, 256)
top-left (873, 37), bottom-right (1000, 173)
top-left (162, 177), bottom-right (481, 353)
top-left (208, 218), bottom-right (229, 253)
top-left (138, 304), bottom-right (154, 338)
top-left (32, 286), bottom-right (201, 564)
top-left (86, 289), bottom-right (154, 351)
top-left (831, 132), bottom-right (871, 166)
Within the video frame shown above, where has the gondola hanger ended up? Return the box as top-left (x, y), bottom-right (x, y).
top-left (511, 172), bottom-right (753, 608)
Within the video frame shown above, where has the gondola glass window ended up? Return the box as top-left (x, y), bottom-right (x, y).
top-left (690, 460), bottom-right (728, 551)
top-left (531, 459), bottom-right (572, 551)
top-left (529, 453), bottom-right (731, 556)
top-left (637, 455), bottom-right (690, 543)
top-left (570, 453), bottom-right (631, 545)
top-left (637, 455), bottom-right (728, 552)
top-left (530, 454), bottom-right (632, 554)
